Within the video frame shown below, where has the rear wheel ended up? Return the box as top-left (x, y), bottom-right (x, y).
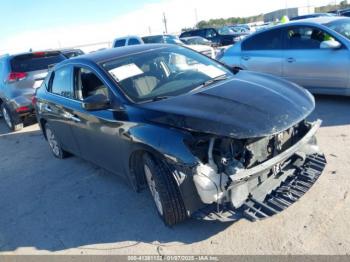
top-left (142, 153), bottom-right (187, 226)
top-left (45, 123), bottom-right (69, 159)
top-left (1, 104), bottom-right (23, 131)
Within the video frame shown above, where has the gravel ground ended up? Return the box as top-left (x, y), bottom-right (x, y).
top-left (0, 95), bottom-right (349, 255)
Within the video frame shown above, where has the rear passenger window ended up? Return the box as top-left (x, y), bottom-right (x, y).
top-left (285, 26), bottom-right (333, 50)
top-left (128, 38), bottom-right (141, 45)
top-left (114, 39), bottom-right (126, 48)
top-left (242, 29), bottom-right (282, 51)
top-left (50, 67), bottom-right (73, 98)
top-left (74, 67), bottom-right (109, 101)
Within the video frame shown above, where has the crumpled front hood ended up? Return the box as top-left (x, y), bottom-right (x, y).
top-left (138, 71), bottom-right (315, 139)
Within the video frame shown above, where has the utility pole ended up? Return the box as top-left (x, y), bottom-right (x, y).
top-left (148, 26), bottom-right (152, 35)
top-left (163, 12), bottom-right (168, 34)
top-left (285, 0), bottom-right (288, 16)
top-left (194, 8), bottom-right (198, 25)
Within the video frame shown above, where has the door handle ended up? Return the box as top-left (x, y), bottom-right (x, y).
top-left (287, 57), bottom-right (296, 63)
top-left (62, 112), bottom-right (81, 122)
top-left (45, 105), bottom-right (52, 112)
top-left (242, 56), bottom-right (250, 61)
top-left (70, 115), bottom-right (81, 123)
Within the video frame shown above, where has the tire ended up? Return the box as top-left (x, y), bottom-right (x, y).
top-left (1, 104), bottom-right (23, 131)
top-left (142, 153), bottom-right (187, 226)
top-left (44, 123), bottom-right (69, 159)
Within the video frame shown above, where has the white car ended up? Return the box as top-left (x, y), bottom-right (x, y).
top-left (112, 35), bottom-right (216, 59)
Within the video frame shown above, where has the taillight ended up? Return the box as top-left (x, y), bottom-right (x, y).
top-left (33, 52), bottom-right (46, 57)
top-left (15, 106), bottom-right (30, 112)
top-left (32, 96), bottom-right (37, 105)
top-left (8, 72), bottom-right (27, 82)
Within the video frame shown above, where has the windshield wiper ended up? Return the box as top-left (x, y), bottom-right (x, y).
top-left (190, 74), bottom-right (229, 93)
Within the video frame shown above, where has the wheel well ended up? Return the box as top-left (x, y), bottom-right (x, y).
top-left (129, 150), bottom-right (148, 191)
top-left (40, 119), bottom-right (48, 139)
top-left (129, 149), bottom-right (161, 191)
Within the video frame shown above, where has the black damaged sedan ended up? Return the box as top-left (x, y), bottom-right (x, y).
top-left (34, 44), bottom-right (326, 225)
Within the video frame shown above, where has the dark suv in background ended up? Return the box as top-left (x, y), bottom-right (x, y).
top-left (180, 28), bottom-right (241, 46)
top-left (0, 51), bottom-right (66, 131)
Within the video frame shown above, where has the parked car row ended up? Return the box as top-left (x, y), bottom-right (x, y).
top-left (329, 7), bottom-right (350, 17)
top-left (112, 34), bottom-right (216, 59)
top-left (220, 17), bottom-right (350, 96)
top-left (179, 27), bottom-right (244, 46)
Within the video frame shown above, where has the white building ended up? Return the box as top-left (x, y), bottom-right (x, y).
top-left (264, 7), bottom-right (315, 22)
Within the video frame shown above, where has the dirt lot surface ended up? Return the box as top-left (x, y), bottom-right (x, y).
top-left (0, 95), bottom-right (349, 255)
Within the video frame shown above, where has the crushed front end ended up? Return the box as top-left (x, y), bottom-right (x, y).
top-left (187, 119), bottom-right (326, 222)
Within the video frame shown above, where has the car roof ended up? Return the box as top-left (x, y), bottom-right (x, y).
top-left (61, 49), bottom-right (82, 53)
top-left (256, 16), bottom-right (350, 32)
top-left (287, 16), bottom-right (349, 25)
top-left (180, 36), bottom-right (202, 39)
top-left (61, 44), bottom-right (169, 65)
top-left (182, 28), bottom-right (213, 33)
top-left (114, 35), bottom-right (141, 40)
top-left (5, 50), bottom-right (62, 58)
top-left (142, 34), bottom-right (175, 38)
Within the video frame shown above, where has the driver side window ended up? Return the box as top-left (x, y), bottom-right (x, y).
top-left (73, 67), bottom-right (109, 101)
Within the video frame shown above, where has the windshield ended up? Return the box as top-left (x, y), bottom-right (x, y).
top-left (142, 35), bottom-right (184, 45)
top-left (188, 37), bottom-right (209, 45)
top-left (218, 27), bottom-right (235, 35)
top-left (102, 46), bottom-right (232, 103)
top-left (163, 35), bottom-right (184, 44)
top-left (326, 19), bottom-right (350, 40)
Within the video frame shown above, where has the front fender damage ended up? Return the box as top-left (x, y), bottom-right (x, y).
top-left (188, 119), bottom-right (327, 222)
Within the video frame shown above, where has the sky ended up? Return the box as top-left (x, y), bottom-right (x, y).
top-left (0, 0), bottom-right (335, 53)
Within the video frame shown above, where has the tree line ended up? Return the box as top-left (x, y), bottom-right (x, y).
top-left (183, 1), bottom-right (350, 31)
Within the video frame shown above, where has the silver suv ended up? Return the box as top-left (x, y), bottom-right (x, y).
top-left (0, 51), bottom-right (66, 131)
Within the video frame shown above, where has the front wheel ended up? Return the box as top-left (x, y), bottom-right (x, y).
top-left (1, 104), bottom-right (23, 131)
top-left (45, 123), bottom-right (69, 159)
top-left (142, 153), bottom-right (187, 226)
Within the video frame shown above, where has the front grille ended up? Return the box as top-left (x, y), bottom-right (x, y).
top-left (245, 122), bottom-right (306, 168)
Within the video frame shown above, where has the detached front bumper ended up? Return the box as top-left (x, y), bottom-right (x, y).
top-left (192, 120), bottom-right (327, 222)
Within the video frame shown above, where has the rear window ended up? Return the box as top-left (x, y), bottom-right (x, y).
top-left (11, 52), bottom-right (65, 72)
top-left (114, 39), bottom-right (126, 47)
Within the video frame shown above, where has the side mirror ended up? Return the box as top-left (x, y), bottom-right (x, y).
top-left (320, 40), bottom-right (341, 49)
top-left (82, 94), bottom-right (110, 111)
